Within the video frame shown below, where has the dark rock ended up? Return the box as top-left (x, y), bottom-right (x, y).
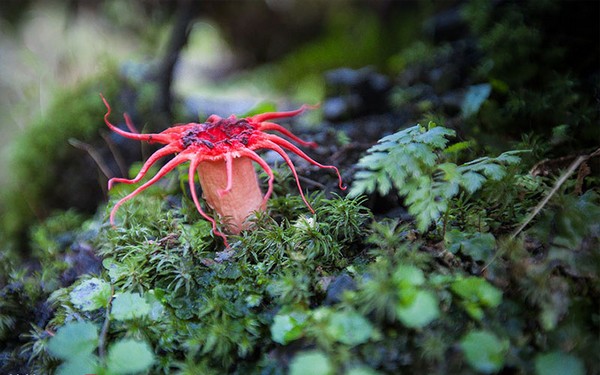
top-left (424, 5), bottom-right (469, 43)
top-left (61, 242), bottom-right (103, 286)
top-left (324, 273), bottom-right (356, 305)
top-left (324, 67), bottom-right (392, 121)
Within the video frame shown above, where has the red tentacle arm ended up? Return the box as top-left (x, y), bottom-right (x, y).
top-left (109, 154), bottom-right (188, 225)
top-left (238, 149), bottom-right (275, 208)
top-left (264, 140), bottom-right (315, 213)
top-left (161, 123), bottom-right (198, 135)
top-left (188, 157), bottom-right (229, 246)
top-left (108, 144), bottom-right (181, 190)
top-left (266, 134), bottom-right (346, 190)
top-left (101, 94), bottom-right (173, 144)
top-left (123, 113), bottom-right (139, 133)
top-left (217, 153), bottom-right (234, 197)
top-left (250, 104), bottom-right (317, 123)
top-left (258, 121), bottom-right (317, 148)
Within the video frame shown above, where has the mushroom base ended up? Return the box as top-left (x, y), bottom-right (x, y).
top-left (196, 157), bottom-right (264, 234)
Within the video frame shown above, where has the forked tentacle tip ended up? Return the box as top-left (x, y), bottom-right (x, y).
top-left (214, 231), bottom-right (230, 248)
top-left (100, 93), bottom-right (109, 107)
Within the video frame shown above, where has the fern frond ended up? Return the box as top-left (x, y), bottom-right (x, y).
top-left (350, 122), bottom-right (525, 231)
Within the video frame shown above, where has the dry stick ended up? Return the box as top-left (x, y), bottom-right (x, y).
top-left (98, 286), bottom-right (115, 360)
top-left (100, 131), bottom-right (128, 178)
top-left (69, 138), bottom-right (114, 179)
top-left (482, 147), bottom-right (600, 272)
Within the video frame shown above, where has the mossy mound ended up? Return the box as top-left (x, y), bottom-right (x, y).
top-left (0, 64), bottom-right (142, 249)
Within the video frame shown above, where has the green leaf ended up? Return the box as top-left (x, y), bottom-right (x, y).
top-left (459, 171), bottom-right (486, 193)
top-left (375, 171), bottom-right (393, 196)
top-left (445, 231), bottom-right (496, 262)
top-left (289, 350), bottom-right (333, 375)
top-left (393, 265), bottom-right (425, 287)
top-left (70, 278), bottom-right (112, 311)
top-left (414, 126), bottom-right (455, 147)
top-left (495, 150), bottom-right (524, 164)
top-left (55, 354), bottom-right (98, 375)
top-left (47, 321), bottom-right (98, 360)
top-left (145, 290), bottom-right (166, 321)
top-left (346, 366), bottom-right (381, 375)
top-left (438, 162), bottom-right (460, 181)
top-left (534, 352), bottom-right (585, 375)
top-left (103, 258), bottom-right (127, 283)
top-left (478, 163), bottom-right (506, 180)
top-left (107, 339), bottom-right (155, 374)
top-left (404, 143), bottom-right (437, 167)
top-left (111, 292), bottom-right (151, 321)
top-left (326, 310), bottom-right (374, 346)
top-left (271, 311), bottom-right (308, 345)
top-left (461, 83), bottom-right (492, 117)
top-left (348, 177), bottom-right (377, 198)
top-left (451, 276), bottom-right (502, 320)
top-left (460, 330), bottom-right (508, 373)
top-left (396, 290), bottom-right (440, 328)
top-left (444, 140), bottom-right (473, 155)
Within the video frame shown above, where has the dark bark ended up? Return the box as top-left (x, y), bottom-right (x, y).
top-left (153, 0), bottom-right (200, 119)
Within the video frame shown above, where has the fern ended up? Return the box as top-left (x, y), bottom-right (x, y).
top-left (349, 122), bottom-right (524, 231)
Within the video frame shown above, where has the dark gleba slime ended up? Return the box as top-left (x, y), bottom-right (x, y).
top-left (101, 95), bottom-right (345, 246)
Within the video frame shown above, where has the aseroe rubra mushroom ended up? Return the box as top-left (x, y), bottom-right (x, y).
top-left (101, 95), bottom-right (345, 246)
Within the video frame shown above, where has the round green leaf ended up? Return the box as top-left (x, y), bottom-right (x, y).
top-left (289, 350), bottom-right (333, 375)
top-left (451, 277), bottom-right (502, 320)
top-left (271, 312), bottom-right (307, 345)
top-left (70, 278), bottom-right (111, 311)
top-left (107, 339), bottom-right (155, 374)
top-left (47, 321), bottom-right (98, 360)
top-left (393, 265), bottom-right (425, 287)
top-left (327, 310), bottom-right (373, 346)
top-left (535, 351), bottom-right (584, 375)
top-left (460, 330), bottom-right (508, 373)
top-left (111, 292), bottom-right (151, 321)
top-left (56, 355), bottom-right (97, 375)
top-left (396, 290), bottom-right (440, 328)
top-left (346, 366), bottom-right (381, 375)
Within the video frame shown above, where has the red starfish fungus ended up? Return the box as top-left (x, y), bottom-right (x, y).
top-left (101, 94), bottom-right (345, 246)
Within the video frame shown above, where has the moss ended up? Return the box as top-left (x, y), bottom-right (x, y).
top-left (0, 64), bottom-right (128, 248)
top-left (1, 134), bottom-right (597, 374)
top-left (2, 3), bottom-right (598, 371)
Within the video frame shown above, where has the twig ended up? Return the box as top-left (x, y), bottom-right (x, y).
top-left (69, 138), bottom-right (113, 179)
top-left (98, 285), bottom-right (115, 360)
top-left (100, 131), bottom-right (128, 177)
top-left (511, 147), bottom-right (600, 240)
top-left (299, 175), bottom-right (327, 189)
top-left (481, 147), bottom-right (600, 273)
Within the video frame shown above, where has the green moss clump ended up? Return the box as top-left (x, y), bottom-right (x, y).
top-left (0, 64), bottom-right (125, 247)
top-left (2, 130), bottom-right (591, 374)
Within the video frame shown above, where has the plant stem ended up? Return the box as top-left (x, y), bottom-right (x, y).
top-left (510, 148), bottom-right (599, 239)
top-left (98, 286), bottom-right (115, 360)
top-left (481, 147), bottom-right (599, 273)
